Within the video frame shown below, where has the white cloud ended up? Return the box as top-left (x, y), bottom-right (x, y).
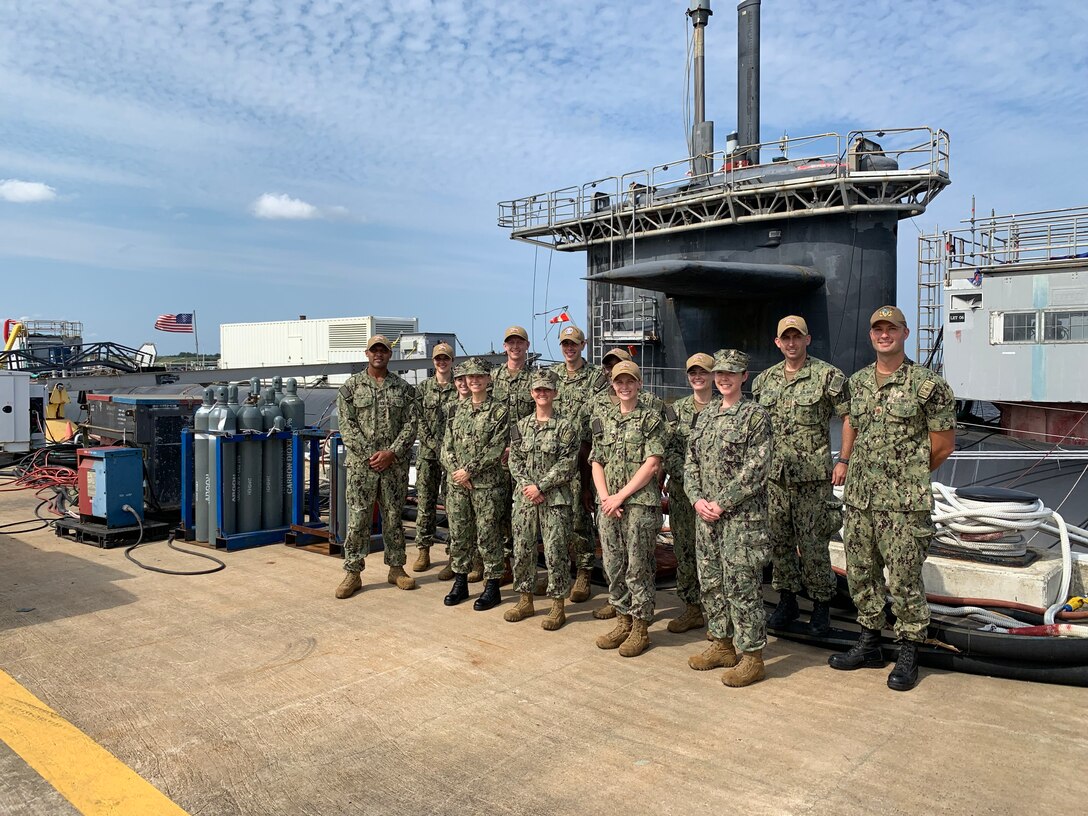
top-left (0, 179), bottom-right (57, 203)
top-left (250, 192), bottom-right (319, 220)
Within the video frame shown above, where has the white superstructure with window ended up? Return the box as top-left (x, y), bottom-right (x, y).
top-left (924, 205), bottom-right (1088, 403)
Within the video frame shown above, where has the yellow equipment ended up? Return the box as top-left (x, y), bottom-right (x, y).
top-left (45, 383), bottom-right (76, 442)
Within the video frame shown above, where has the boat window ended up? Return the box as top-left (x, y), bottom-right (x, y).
top-left (995, 311), bottom-right (1037, 343)
top-left (1043, 310), bottom-right (1088, 342)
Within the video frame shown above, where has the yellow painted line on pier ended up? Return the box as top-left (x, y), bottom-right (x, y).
top-left (0, 669), bottom-right (190, 815)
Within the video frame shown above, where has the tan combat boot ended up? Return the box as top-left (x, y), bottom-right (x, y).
top-left (667, 603), bottom-right (706, 634)
top-left (335, 571), bottom-right (362, 599)
top-left (503, 592), bottom-right (535, 622)
top-left (412, 547), bottom-right (431, 573)
top-left (618, 618), bottom-right (650, 658)
top-left (387, 566), bottom-right (418, 591)
top-left (595, 614), bottom-right (632, 650)
top-left (593, 602), bottom-right (616, 620)
top-left (721, 649), bottom-right (766, 687)
top-left (569, 568), bottom-right (592, 603)
top-left (541, 598), bottom-right (566, 631)
top-left (437, 560), bottom-right (455, 581)
top-left (467, 557), bottom-right (484, 583)
top-left (688, 637), bottom-right (739, 670)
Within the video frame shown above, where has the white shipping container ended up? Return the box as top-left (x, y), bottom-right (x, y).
top-left (220, 316), bottom-right (419, 384)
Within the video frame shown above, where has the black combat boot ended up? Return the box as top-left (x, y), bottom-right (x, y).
top-left (828, 627), bottom-right (885, 670)
top-left (887, 640), bottom-right (920, 691)
top-left (767, 590), bottom-right (800, 628)
top-left (472, 578), bottom-right (502, 611)
top-left (808, 600), bottom-right (832, 637)
top-left (443, 573), bottom-right (469, 606)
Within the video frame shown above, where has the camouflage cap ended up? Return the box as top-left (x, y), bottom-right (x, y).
top-left (712, 349), bottom-right (749, 373)
top-left (453, 361), bottom-right (469, 378)
top-left (558, 325), bottom-right (585, 344)
top-left (459, 356), bottom-right (491, 376)
top-left (776, 315), bottom-right (809, 337)
top-left (601, 347), bottom-right (633, 364)
top-left (366, 334), bottom-right (392, 351)
top-left (870, 305), bottom-right (908, 328)
top-left (503, 325), bottom-right (529, 342)
top-left (610, 360), bottom-right (642, 381)
top-left (530, 369), bottom-right (559, 391)
top-left (432, 342), bottom-right (454, 359)
top-left (685, 352), bottom-right (714, 372)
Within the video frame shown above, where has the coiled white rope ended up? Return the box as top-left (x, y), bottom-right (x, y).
top-left (832, 482), bottom-right (1088, 633)
top-left (929, 482), bottom-right (1088, 626)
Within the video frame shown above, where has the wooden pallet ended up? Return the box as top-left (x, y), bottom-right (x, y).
top-left (55, 517), bottom-right (172, 549)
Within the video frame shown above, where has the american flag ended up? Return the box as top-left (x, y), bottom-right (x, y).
top-left (154, 313), bottom-right (194, 333)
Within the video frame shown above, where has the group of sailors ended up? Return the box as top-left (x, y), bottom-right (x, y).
top-left (335, 306), bottom-right (955, 692)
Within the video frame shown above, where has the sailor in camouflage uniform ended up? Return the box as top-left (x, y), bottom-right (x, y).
top-left (684, 350), bottom-right (773, 688)
top-left (412, 342), bottom-right (457, 573)
top-left (751, 316), bottom-right (849, 635)
top-left (584, 347), bottom-right (670, 620)
top-left (440, 357), bottom-right (510, 611)
top-left (829, 306), bottom-right (956, 691)
top-left (437, 362), bottom-right (481, 581)
top-left (492, 325), bottom-right (537, 573)
top-left (550, 325), bottom-right (611, 605)
top-left (590, 361), bottom-right (666, 658)
top-left (334, 334), bottom-right (420, 599)
top-left (662, 353), bottom-right (715, 634)
top-left (505, 369), bottom-right (579, 630)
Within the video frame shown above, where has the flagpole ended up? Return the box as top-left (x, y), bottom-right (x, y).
top-left (193, 309), bottom-right (202, 367)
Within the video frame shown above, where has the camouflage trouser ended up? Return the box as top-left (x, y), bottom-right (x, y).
top-left (570, 469), bottom-right (596, 570)
top-left (695, 517), bottom-right (771, 653)
top-left (414, 457), bottom-right (444, 551)
top-left (843, 507), bottom-right (932, 642)
top-left (668, 482), bottom-right (700, 606)
top-left (344, 461), bottom-right (409, 573)
top-left (767, 478), bottom-right (839, 602)
top-left (499, 469), bottom-right (514, 558)
top-left (512, 500), bottom-right (573, 599)
top-left (598, 503), bottom-right (661, 622)
top-left (446, 482), bottom-right (506, 580)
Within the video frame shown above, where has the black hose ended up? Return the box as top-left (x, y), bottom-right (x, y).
top-left (121, 505), bottom-right (226, 576)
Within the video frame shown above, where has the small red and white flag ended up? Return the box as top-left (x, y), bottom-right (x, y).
top-left (549, 311), bottom-right (572, 324)
top-left (154, 313), bottom-right (195, 333)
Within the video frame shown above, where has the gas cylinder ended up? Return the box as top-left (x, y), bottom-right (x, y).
top-left (272, 376), bottom-right (285, 406)
top-left (281, 378), bottom-right (306, 429)
top-left (335, 433), bottom-right (347, 543)
top-left (207, 386), bottom-right (238, 537)
top-left (259, 389), bottom-right (285, 530)
top-left (193, 387), bottom-right (214, 543)
top-left (237, 392), bottom-right (264, 533)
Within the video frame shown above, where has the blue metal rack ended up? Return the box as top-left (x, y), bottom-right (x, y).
top-left (180, 428), bottom-right (325, 552)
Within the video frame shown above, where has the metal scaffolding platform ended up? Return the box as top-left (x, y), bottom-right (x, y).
top-left (500, 127), bottom-right (950, 251)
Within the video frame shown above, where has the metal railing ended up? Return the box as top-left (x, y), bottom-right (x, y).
top-left (941, 205), bottom-right (1088, 278)
top-left (498, 126), bottom-right (950, 240)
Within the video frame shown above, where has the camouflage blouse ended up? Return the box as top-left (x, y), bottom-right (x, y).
top-left (508, 414), bottom-right (580, 507)
top-left (684, 397), bottom-right (772, 523)
top-left (491, 364), bottom-right (537, 427)
top-left (439, 397), bottom-right (510, 489)
top-left (337, 371), bottom-right (418, 462)
top-left (750, 356), bottom-right (848, 483)
top-left (416, 376), bottom-right (457, 460)
top-left (843, 361), bottom-right (955, 512)
top-left (589, 403), bottom-right (667, 507)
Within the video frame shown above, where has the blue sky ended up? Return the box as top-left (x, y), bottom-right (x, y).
top-left (2, 0), bottom-right (1086, 359)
